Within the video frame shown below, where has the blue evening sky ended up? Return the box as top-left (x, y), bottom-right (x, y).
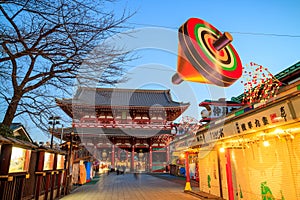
top-left (6, 0), bottom-right (300, 142)
top-left (108, 0), bottom-right (300, 119)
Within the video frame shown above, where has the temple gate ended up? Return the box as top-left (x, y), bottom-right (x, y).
top-left (56, 87), bottom-right (189, 172)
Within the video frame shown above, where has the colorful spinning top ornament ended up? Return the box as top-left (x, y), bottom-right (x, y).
top-left (172, 18), bottom-right (242, 87)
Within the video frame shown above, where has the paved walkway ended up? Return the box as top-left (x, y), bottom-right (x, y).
top-left (60, 173), bottom-right (201, 200)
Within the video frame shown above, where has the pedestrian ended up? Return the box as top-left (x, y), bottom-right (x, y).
top-left (107, 164), bottom-right (111, 175)
top-left (134, 172), bottom-right (138, 179)
top-left (116, 165), bottom-right (120, 175)
top-left (134, 171), bottom-right (141, 180)
top-left (122, 165), bottom-right (126, 175)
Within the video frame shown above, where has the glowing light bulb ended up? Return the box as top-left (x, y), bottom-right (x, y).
top-left (263, 140), bottom-right (270, 147)
top-left (219, 147), bottom-right (225, 153)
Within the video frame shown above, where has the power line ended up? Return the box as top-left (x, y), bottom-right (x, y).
top-left (127, 65), bottom-right (175, 72)
top-left (128, 22), bottom-right (178, 30)
top-left (128, 22), bottom-right (300, 38)
top-left (124, 63), bottom-right (175, 72)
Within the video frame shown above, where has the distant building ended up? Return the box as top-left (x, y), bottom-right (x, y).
top-left (199, 98), bottom-right (243, 122)
top-left (9, 123), bottom-right (33, 143)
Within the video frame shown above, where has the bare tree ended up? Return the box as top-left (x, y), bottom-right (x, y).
top-left (0, 0), bottom-right (134, 130)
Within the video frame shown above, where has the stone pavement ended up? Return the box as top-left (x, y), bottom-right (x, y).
top-left (60, 173), bottom-right (202, 200)
top-left (150, 174), bottom-right (223, 200)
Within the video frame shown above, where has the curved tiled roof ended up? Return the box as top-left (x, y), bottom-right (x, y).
top-left (56, 87), bottom-right (190, 121)
top-left (57, 87), bottom-right (189, 108)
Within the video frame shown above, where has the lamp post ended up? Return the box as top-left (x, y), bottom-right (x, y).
top-left (60, 124), bottom-right (64, 144)
top-left (65, 131), bottom-right (74, 195)
top-left (49, 116), bottom-right (61, 149)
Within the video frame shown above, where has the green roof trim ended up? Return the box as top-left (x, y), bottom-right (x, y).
top-left (297, 84), bottom-right (300, 91)
top-left (235, 109), bottom-right (244, 116)
top-left (275, 62), bottom-right (300, 80)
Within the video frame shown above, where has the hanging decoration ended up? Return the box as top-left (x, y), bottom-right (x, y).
top-left (178, 116), bottom-right (201, 135)
top-left (157, 134), bottom-right (174, 146)
top-left (241, 62), bottom-right (282, 105)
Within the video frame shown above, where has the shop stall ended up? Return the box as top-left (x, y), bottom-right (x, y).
top-left (0, 137), bottom-right (36, 200)
top-left (53, 151), bottom-right (66, 199)
top-left (34, 147), bottom-right (66, 200)
top-left (192, 80), bottom-right (300, 200)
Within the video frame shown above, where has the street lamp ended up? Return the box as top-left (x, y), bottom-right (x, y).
top-left (49, 116), bottom-right (61, 149)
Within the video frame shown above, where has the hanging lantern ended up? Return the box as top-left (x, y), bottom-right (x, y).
top-left (101, 150), bottom-right (107, 160)
top-left (120, 150), bottom-right (126, 161)
top-left (138, 149), bottom-right (144, 161)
